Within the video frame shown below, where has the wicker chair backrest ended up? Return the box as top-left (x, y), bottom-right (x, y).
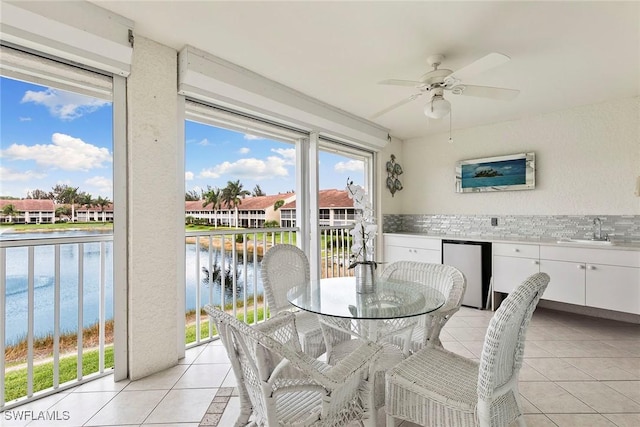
top-left (262, 244), bottom-right (310, 313)
top-left (477, 272), bottom-right (550, 401)
top-left (380, 261), bottom-right (466, 313)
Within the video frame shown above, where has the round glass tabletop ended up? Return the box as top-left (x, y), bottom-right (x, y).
top-left (287, 276), bottom-right (446, 320)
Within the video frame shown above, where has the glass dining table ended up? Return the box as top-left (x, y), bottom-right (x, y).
top-left (287, 276), bottom-right (446, 344)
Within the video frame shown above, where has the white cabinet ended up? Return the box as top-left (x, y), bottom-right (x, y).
top-left (540, 245), bottom-right (640, 315)
top-left (538, 259), bottom-right (586, 305)
top-left (492, 243), bottom-right (540, 294)
top-left (383, 234), bottom-right (441, 265)
top-left (585, 264), bottom-right (640, 314)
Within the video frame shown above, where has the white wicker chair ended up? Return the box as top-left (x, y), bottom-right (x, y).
top-left (385, 272), bottom-right (550, 427)
top-left (261, 244), bottom-right (326, 358)
top-left (205, 305), bottom-right (382, 427)
top-left (380, 261), bottom-right (466, 352)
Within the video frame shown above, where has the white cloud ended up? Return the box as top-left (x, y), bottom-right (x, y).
top-left (19, 117), bottom-right (32, 122)
top-left (185, 171), bottom-right (194, 181)
top-left (198, 138), bottom-right (210, 146)
top-left (238, 147), bottom-right (250, 154)
top-left (85, 176), bottom-right (112, 196)
top-left (199, 156), bottom-right (289, 180)
top-left (334, 160), bottom-right (364, 173)
top-left (271, 148), bottom-right (296, 165)
top-left (244, 134), bottom-right (263, 140)
top-left (0, 166), bottom-right (46, 182)
top-left (21, 88), bottom-right (109, 120)
top-left (1, 133), bottom-right (112, 172)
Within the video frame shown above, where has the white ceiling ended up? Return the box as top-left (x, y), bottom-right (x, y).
top-left (92, 1), bottom-right (640, 140)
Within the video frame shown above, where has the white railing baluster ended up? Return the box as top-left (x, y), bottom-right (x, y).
top-left (27, 246), bottom-right (34, 397)
top-left (1, 247), bottom-right (6, 409)
top-left (54, 245), bottom-right (61, 388)
top-left (195, 234), bottom-right (201, 344)
top-left (242, 236), bottom-right (248, 323)
top-left (77, 243), bottom-right (84, 381)
top-left (208, 236), bottom-right (214, 339)
top-left (252, 231), bottom-right (258, 325)
top-left (99, 241), bottom-right (106, 373)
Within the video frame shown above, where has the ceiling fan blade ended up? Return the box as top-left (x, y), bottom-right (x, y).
top-left (452, 84), bottom-right (519, 100)
top-left (448, 52), bottom-right (511, 81)
top-left (378, 79), bottom-right (423, 87)
top-left (370, 93), bottom-right (422, 119)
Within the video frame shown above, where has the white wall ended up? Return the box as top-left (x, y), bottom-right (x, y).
top-left (127, 36), bottom-right (181, 379)
top-left (397, 97), bottom-right (640, 216)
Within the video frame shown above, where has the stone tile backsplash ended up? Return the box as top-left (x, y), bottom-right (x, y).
top-left (382, 214), bottom-right (640, 243)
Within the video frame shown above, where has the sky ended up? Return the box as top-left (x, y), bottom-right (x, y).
top-left (1, 76), bottom-right (365, 200)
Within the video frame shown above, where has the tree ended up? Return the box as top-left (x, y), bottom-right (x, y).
top-left (27, 189), bottom-right (53, 199)
top-left (185, 189), bottom-right (200, 201)
top-left (55, 206), bottom-right (71, 220)
top-left (2, 204), bottom-right (20, 222)
top-left (94, 196), bottom-right (111, 222)
top-left (222, 180), bottom-right (250, 228)
top-left (202, 186), bottom-right (222, 227)
top-left (252, 184), bottom-right (265, 197)
top-left (52, 185), bottom-right (80, 222)
top-left (273, 199), bottom-right (285, 211)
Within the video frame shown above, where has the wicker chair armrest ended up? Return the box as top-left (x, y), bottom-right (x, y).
top-left (323, 341), bottom-right (382, 385)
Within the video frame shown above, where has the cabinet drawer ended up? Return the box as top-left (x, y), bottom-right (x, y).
top-left (493, 243), bottom-right (539, 259)
top-left (384, 234), bottom-right (441, 250)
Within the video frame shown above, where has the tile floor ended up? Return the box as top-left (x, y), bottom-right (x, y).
top-left (1, 306), bottom-right (639, 427)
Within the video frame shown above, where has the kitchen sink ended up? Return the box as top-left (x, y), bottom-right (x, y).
top-left (557, 238), bottom-right (614, 246)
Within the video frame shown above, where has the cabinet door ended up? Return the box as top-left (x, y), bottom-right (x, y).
top-left (492, 255), bottom-right (539, 293)
top-left (414, 248), bottom-right (442, 264)
top-left (539, 259), bottom-right (586, 305)
top-left (385, 245), bottom-right (441, 264)
top-left (586, 264), bottom-right (640, 314)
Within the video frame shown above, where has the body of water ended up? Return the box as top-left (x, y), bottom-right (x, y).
top-left (2, 230), bottom-right (263, 345)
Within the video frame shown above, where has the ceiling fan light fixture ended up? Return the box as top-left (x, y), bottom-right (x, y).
top-left (424, 95), bottom-right (450, 119)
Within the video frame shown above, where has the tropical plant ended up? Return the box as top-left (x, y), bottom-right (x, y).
top-left (202, 186), bottom-right (222, 227)
top-left (94, 196), bottom-right (111, 222)
top-left (52, 185), bottom-right (80, 222)
top-left (185, 189), bottom-right (200, 201)
top-left (2, 204), bottom-right (20, 222)
top-left (222, 180), bottom-right (250, 228)
top-left (346, 178), bottom-right (377, 268)
top-left (263, 220), bottom-right (279, 228)
top-left (27, 189), bottom-right (53, 199)
top-left (252, 184), bottom-right (266, 197)
top-left (273, 199), bottom-right (285, 211)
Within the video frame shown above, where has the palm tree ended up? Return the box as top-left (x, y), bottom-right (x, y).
top-left (94, 196), bottom-right (111, 222)
top-left (222, 180), bottom-right (250, 228)
top-left (252, 184), bottom-right (265, 197)
top-left (2, 204), bottom-right (20, 223)
top-left (202, 187), bottom-right (221, 227)
top-left (79, 193), bottom-right (94, 221)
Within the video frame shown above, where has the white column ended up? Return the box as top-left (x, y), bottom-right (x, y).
top-left (126, 36), bottom-right (180, 379)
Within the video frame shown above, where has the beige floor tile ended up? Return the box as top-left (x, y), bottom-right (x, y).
top-left (0, 393), bottom-right (71, 427)
top-left (144, 388), bottom-right (218, 424)
top-left (564, 358), bottom-right (640, 381)
top-left (221, 369), bottom-right (238, 388)
top-left (602, 413), bottom-right (640, 427)
top-left (123, 365), bottom-right (189, 391)
top-left (519, 382), bottom-right (595, 413)
top-left (519, 362), bottom-right (549, 381)
top-left (178, 345), bottom-right (206, 365)
top-left (516, 414), bottom-right (558, 427)
top-left (522, 341), bottom-right (556, 358)
top-left (70, 375), bottom-right (130, 393)
top-left (601, 341), bottom-right (640, 356)
top-left (459, 340), bottom-right (484, 358)
top-left (526, 326), bottom-right (595, 341)
top-left (446, 327), bottom-right (489, 341)
top-left (29, 391), bottom-right (118, 426)
top-left (602, 381), bottom-right (640, 403)
top-left (84, 390), bottom-right (167, 426)
top-left (525, 357), bottom-right (595, 381)
top-left (193, 344), bottom-right (232, 364)
top-left (547, 413), bottom-right (617, 426)
top-left (173, 363), bottom-right (232, 389)
top-left (215, 395), bottom-right (241, 426)
top-left (534, 340), bottom-right (633, 358)
top-left (557, 381), bottom-right (640, 413)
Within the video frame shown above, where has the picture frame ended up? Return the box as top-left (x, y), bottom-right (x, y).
top-left (455, 152), bottom-right (535, 193)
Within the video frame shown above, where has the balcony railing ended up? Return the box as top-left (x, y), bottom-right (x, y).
top-left (1, 224), bottom-right (356, 409)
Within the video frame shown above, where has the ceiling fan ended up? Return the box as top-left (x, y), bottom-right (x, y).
top-left (371, 52), bottom-right (520, 120)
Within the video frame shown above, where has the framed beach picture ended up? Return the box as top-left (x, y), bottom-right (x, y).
top-left (455, 152), bottom-right (535, 193)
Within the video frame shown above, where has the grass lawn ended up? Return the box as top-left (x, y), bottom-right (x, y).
top-left (4, 347), bottom-right (114, 403)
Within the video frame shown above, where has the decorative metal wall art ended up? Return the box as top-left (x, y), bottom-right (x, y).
top-left (386, 154), bottom-right (403, 197)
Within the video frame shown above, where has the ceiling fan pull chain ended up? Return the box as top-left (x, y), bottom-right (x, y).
top-left (449, 109), bottom-right (453, 144)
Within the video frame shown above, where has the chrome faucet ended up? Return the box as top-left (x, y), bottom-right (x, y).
top-left (592, 217), bottom-right (607, 241)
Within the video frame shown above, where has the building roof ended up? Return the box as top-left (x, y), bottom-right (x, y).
top-left (0, 199), bottom-right (55, 211)
top-left (281, 189), bottom-right (353, 210)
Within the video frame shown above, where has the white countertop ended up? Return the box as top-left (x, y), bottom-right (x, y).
top-left (383, 232), bottom-right (640, 251)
